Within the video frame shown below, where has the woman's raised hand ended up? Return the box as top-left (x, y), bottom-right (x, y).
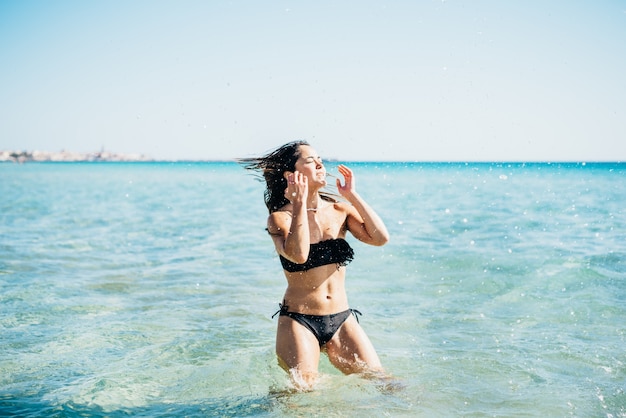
top-left (285, 171), bottom-right (308, 204)
top-left (336, 164), bottom-right (356, 197)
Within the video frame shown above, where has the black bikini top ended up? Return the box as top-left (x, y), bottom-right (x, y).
top-left (279, 238), bottom-right (354, 272)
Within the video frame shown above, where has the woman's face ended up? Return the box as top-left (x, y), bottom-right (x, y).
top-left (293, 145), bottom-right (326, 186)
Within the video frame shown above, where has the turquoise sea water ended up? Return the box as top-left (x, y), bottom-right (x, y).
top-left (1, 161), bottom-right (625, 417)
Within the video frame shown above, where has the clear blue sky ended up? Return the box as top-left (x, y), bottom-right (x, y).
top-left (1, 1), bottom-right (625, 161)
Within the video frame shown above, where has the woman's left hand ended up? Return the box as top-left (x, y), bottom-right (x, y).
top-left (336, 164), bottom-right (356, 197)
top-left (336, 164), bottom-right (390, 246)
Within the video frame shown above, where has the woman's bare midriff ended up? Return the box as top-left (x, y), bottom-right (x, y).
top-left (281, 265), bottom-right (349, 315)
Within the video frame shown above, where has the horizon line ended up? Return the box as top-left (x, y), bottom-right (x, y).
top-left (2, 159), bottom-right (624, 164)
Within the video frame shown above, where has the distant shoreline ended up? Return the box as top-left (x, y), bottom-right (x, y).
top-left (1, 150), bottom-right (155, 163)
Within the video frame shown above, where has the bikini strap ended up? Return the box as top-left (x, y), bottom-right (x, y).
top-left (271, 302), bottom-right (288, 319)
top-left (350, 308), bottom-right (362, 323)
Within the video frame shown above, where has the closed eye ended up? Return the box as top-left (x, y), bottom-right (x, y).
top-left (304, 156), bottom-right (323, 164)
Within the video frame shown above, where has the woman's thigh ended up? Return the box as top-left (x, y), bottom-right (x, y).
top-left (325, 315), bottom-right (383, 375)
top-left (275, 316), bottom-right (321, 376)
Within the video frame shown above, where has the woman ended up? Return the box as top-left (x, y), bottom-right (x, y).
top-left (240, 140), bottom-right (390, 390)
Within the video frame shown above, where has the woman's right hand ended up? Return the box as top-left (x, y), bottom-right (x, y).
top-left (284, 171), bottom-right (308, 204)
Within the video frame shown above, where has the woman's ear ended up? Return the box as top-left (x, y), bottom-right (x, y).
top-left (283, 171), bottom-right (293, 180)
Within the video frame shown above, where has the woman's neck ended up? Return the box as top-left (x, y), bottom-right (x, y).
top-left (306, 192), bottom-right (323, 211)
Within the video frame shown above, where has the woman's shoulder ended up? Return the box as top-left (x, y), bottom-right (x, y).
top-left (267, 208), bottom-right (292, 230)
top-left (268, 208), bottom-right (292, 220)
top-left (332, 201), bottom-right (356, 216)
top-left (332, 200), bottom-right (350, 210)
top-left (330, 202), bottom-right (357, 232)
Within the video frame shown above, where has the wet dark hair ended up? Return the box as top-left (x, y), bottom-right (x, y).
top-left (239, 141), bottom-right (309, 213)
top-left (239, 140), bottom-right (337, 213)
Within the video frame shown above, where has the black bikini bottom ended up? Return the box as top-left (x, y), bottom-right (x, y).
top-left (273, 303), bottom-right (361, 346)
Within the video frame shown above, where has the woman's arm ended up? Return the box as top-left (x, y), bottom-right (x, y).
top-left (336, 165), bottom-right (389, 246)
top-left (267, 171), bottom-right (311, 263)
